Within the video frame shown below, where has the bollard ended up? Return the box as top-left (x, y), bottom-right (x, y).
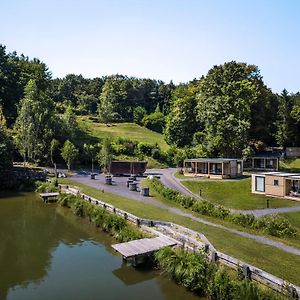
top-left (140, 187), bottom-right (149, 196)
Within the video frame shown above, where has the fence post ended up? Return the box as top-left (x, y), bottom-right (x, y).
top-left (211, 251), bottom-right (218, 262)
top-left (243, 265), bottom-right (251, 280)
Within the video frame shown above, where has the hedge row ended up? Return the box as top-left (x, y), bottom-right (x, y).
top-left (155, 247), bottom-right (286, 300)
top-left (149, 178), bottom-right (297, 238)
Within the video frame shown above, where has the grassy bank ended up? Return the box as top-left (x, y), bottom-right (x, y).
top-left (181, 178), bottom-right (298, 210)
top-left (58, 178), bottom-right (300, 286)
top-left (57, 193), bottom-right (144, 242)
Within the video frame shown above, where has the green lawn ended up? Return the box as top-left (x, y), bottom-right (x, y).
top-left (181, 178), bottom-right (299, 210)
top-left (280, 158), bottom-right (300, 172)
top-left (58, 178), bottom-right (300, 286)
top-left (281, 211), bottom-right (300, 231)
top-left (77, 116), bottom-right (169, 150)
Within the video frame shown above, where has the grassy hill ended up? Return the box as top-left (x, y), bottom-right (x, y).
top-left (75, 116), bottom-right (169, 168)
top-left (77, 116), bottom-right (169, 151)
top-left (280, 158), bottom-right (300, 172)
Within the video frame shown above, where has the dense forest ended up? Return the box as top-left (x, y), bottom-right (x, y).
top-left (1, 43), bottom-right (300, 181)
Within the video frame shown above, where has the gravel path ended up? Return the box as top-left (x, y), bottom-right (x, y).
top-left (70, 172), bottom-right (300, 256)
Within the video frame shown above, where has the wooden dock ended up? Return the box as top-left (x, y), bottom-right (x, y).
top-left (40, 192), bottom-right (59, 203)
top-left (112, 236), bottom-right (178, 266)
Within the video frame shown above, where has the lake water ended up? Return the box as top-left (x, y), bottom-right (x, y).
top-left (0, 192), bottom-right (201, 300)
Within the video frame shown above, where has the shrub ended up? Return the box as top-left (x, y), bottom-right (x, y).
top-left (133, 106), bottom-right (146, 125)
top-left (141, 111), bottom-right (165, 133)
top-left (207, 267), bottom-right (234, 300)
top-left (35, 179), bottom-right (58, 193)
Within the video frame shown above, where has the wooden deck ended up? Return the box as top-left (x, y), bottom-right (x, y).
top-left (112, 236), bottom-right (178, 259)
top-left (40, 192), bottom-right (59, 203)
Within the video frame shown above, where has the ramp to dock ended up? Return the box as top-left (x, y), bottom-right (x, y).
top-left (112, 236), bottom-right (178, 259)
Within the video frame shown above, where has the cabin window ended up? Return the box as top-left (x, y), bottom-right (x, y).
top-left (255, 176), bottom-right (265, 192)
top-left (273, 179), bottom-right (279, 186)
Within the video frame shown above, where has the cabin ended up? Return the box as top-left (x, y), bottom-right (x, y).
top-left (251, 172), bottom-right (300, 200)
top-left (244, 153), bottom-right (280, 171)
top-left (109, 161), bottom-right (147, 176)
top-left (183, 158), bottom-right (243, 179)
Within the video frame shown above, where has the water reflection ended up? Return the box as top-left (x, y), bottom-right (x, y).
top-left (0, 192), bottom-right (201, 300)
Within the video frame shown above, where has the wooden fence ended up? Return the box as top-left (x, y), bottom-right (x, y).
top-left (59, 184), bottom-right (300, 298)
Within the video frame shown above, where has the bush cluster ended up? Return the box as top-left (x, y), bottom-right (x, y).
top-left (149, 178), bottom-right (297, 238)
top-left (110, 137), bottom-right (166, 162)
top-left (155, 247), bottom-right (285, 300)
top-left (35, 179), bottom-right (58, 193)
top-left (57, 194), bottom-right (144, 242)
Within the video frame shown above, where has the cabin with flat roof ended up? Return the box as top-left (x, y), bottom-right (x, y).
top-left (244, 153), bottom-right (280, 171)
top-left (252, 172), bottom-right (300, 200)
top-left (183, 158), bottom-right (243, 179)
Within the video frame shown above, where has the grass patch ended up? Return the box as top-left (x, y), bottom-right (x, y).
top-left (77, 116), bottom-right (169, 150)
top-left (59, 178), bottom-right (300, 286)
top-left (173, 172), bottom-right (187, 179)
top-left (280, 158), bottom-right (300, 172)
top-left (281, 211), bottom-right (300, 231)
top-left (181, 178), bottom-right (299, 210)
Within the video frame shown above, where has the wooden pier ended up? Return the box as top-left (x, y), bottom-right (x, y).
top-left (112, 236), bottom-right (178, 266)
top-left (39, 192), bottom-right (59, 203)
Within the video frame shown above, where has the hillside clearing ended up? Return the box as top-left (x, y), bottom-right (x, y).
top-left (77, 116), bottom-right (169, 150)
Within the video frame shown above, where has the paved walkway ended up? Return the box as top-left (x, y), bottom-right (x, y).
top-left (70, 172), bottom-right (300, 256)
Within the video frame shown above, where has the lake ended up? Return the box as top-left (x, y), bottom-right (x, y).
top-left (0, 192), bottom-right (201, 300)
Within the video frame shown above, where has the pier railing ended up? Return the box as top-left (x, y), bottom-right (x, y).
top-left (59, 184), bottom-right (300, 298)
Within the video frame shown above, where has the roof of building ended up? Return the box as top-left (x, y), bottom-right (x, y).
top-left (253, 171), bottom-right (300, 179)
top-left (111, 160), bottom-right (148, 163)
top-left (251, 152), bottom-right (281, 158)
top-left (184, 158), bottom-right (242, 163)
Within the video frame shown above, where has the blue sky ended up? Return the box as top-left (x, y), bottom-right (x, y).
top-left (1, 0), bottom-right (299, 92)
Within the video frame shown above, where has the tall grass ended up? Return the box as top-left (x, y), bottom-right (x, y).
top-left (57, 193), bottom-right (144, 242)
top-left (155, 247), bottom-right (286, 300)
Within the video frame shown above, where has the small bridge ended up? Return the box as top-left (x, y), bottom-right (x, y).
top-left (112, 236), bottom-right (178, 266)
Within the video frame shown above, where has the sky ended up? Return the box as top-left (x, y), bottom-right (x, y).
top-left (1, 0), bottom-right (300, 92)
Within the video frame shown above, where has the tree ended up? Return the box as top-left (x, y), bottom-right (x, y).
top-left (0, 105), bottom-right (6, 127)
top-left (0, 126), bottom-right (13, 182)
top-left (50, 139), bottom-right (59, 165)
top-left (98, 76), bottom-right (121, 124)
top-left (275, 90), bottom-right (292, 147)
top-left (14, 79), bottom-right (54, 163)
top-left (61, 106), bottom-right (78, 139)
top-left (196, 61), bottom-right (261, 157)
top-left (97, 138), bottom-right (113, 173)
top-left (84, 143), bottom-right (97, 173)
top-left (61, 140), bottom-right (78, 171)
top-left (133, 106), bottom-right (146, 124)
top-left (164, 83), bottom-right (199, 147)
